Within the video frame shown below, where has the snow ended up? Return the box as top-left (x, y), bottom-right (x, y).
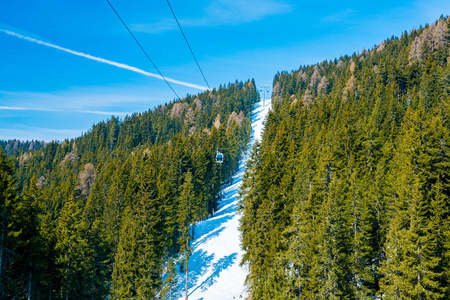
top-left (176, 99), bottom-right (272, 300)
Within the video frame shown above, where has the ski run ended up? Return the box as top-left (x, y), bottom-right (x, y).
top-left (174, 98), bottom-right (272, 300)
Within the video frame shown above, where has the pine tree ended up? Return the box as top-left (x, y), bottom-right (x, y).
top-left (102, 171), bottom-right (124, 251)
top-left (286, 156), bottom-right (320, 299)
top-left (239, 142), bottom-right (262, 293)
top-left (55, 192), bottom-right (92, 300)
top-left (317, 176), bottom-right (354, 299)
top-left (178, 171), bottom-right (195, 300)
top-left (8, 174), bottom-right (45, 299)
top-left (160, 257), bottom-right (178, 300)
top-left (158, 162), bottom-right (179, 254)
top-left (110, 206), bottom-right (140, 299)
top-left (111, 161), bottom-right (164, 299)
top-left (379, 109), bottom-right (443, 299)
top-left (135, 163), bottom-right (164, 298)
top-left (0, 147), bottom-right (17, 297)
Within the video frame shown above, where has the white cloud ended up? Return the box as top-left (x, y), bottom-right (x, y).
top-left (133, 0), bottom-right (292, 33)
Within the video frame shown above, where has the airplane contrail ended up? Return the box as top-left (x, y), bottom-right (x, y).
top-left (0, 106), bottom-right (130, 116)
top-left (0, 28), bottom-right (209, 91)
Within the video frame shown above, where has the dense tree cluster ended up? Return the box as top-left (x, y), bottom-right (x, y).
top-left (240, 17), bottom-right (450, 299)
top-left (0, 140), bottom-right (46, 158)
top-left (0, 80), bottom-right (258, 299)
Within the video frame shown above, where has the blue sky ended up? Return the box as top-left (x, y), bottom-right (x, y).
top-left (1, 0), bottom-right (449, 141)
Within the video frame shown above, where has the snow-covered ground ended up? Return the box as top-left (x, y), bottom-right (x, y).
top-left (176, 99), bottom-right (272, 300)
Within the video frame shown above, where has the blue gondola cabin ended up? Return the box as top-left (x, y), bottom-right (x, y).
top-left (216, 152), bottom-right (223, 163)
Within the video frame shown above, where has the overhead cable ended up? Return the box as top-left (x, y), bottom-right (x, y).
top-left (165, 0), bottom-right (211, 90)
top-left (106, 0), bottom-right (180, 99)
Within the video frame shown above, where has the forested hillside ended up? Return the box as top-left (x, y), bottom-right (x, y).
top-left (0, 79), bottom-right (258, 299)
top-left (0, 140), bottom-right (46, 157)
top-left (239, 17), bottom-right (450, 299)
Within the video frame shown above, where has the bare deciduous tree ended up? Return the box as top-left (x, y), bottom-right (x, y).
top-left (76, 163), bottom-right (97, 197)
top-left (310, 65), bottom-right (321, 86)
top-left (432, 19), bottom-right (449, 50)
top-left (409, 36), bottom-right (423, 63)
top-left (349, 60), bottom-right (356, 73)
top-left (318, 76), bottom-right (328, 94)
top-left (301, 89), bottom-right (313, 105)
top-left (213, 114), bottom-right (221, 129)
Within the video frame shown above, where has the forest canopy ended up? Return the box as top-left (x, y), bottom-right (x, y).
top-left (239, 17), bottom-right (450, 299)
top-left (0, 79), bottom-right (258, 299)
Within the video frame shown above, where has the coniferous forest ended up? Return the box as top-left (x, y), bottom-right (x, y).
top-left (239, 17), bottom-right (450, 299)
top-left (2, 14), bottom-right (450, 300)
top-left (0, 80), bottom-right (258, 299)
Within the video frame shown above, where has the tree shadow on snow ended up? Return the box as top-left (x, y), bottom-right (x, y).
top-left (178, 249), bottom-right (214, 294)
top-left (189, 253), bottom-right (239, 296)
top-left (192, 173), bottom-right (242, 247)
top-left (193, 221), bottom-right (228, 250)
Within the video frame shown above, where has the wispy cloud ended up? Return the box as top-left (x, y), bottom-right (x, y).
top-left (205, 0), bottom-right (292, 24)
top-left (0, 127), bottom-right (84, 142)
top-left (133, 0), bottom-right (292, 33)
top-left (321, 9), bottom-right (355, 23)
top-left (0, 28), bottom-right (208, 91)
top-left (0, 106), bottom-right (58, 112)
top-left (77, 109), bottom-right (129, 116)
top-left (0, 106), bottom-right (130, 116)
top-left (0, 86), bottom-right (163, 141)
top-left (133, 19), bottom-right (177, 34)
top-left (0, 85), bottom-right (171, 116)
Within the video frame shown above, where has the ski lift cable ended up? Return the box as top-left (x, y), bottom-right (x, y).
top-left (106, 0), bottom-right (181, 100)
top-left (165, 0), bottom-right (211, 90)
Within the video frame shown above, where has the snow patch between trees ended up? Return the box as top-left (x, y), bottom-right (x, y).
top-left (176, 99), bottom-right (272, 300)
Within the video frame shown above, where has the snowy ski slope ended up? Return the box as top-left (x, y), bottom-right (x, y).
top-left (177, 99), bottom-right (272, 300)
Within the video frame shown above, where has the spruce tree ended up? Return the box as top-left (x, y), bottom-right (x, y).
top-left (178, 171), bottom-right (195, 300)
top-left (55, 192), bottom-right (92, 300)
top-left (8, 174), bottom-right (45, 299)
top-left (0, 147), bottom-right (17, 297)
top-left (111, 161), bottom-right (164, 299)
top-left (111, 206), bottom-right (139, 299)
top-left (160, 257), bottom-right (178, 300)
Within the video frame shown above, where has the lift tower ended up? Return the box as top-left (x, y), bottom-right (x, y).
top-left (259, 85), bottom-right (270, 106)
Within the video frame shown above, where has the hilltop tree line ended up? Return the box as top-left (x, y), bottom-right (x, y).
top-left (0, 140), bottom-right (46, 157)
top-left (0, 79), bottom-right (258, 299)
top-left (239, 17), bottom-right (450, 299)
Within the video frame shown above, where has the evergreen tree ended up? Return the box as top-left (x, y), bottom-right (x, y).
top-left (110, 207), bottom-right (140, 299)
top-left (160, 257), bottom-right (178, 300)
top-left (0, 78), bottom-right (258, 297)
top-left (239, 17), bottom-right (450, 299)
top-left (0, 147), bottom-right (17, 298)
top-left (111, 162), bottom-right (164, 299)
top-left (7, 174), bottom-right (45, 299)
top-left (55, 192), bottom-right (92, 300)
top-left (178, 171), bottom-right (195, 300)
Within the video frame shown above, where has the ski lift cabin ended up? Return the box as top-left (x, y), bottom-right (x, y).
top-left (216, 151), bottom-right (223, 163)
